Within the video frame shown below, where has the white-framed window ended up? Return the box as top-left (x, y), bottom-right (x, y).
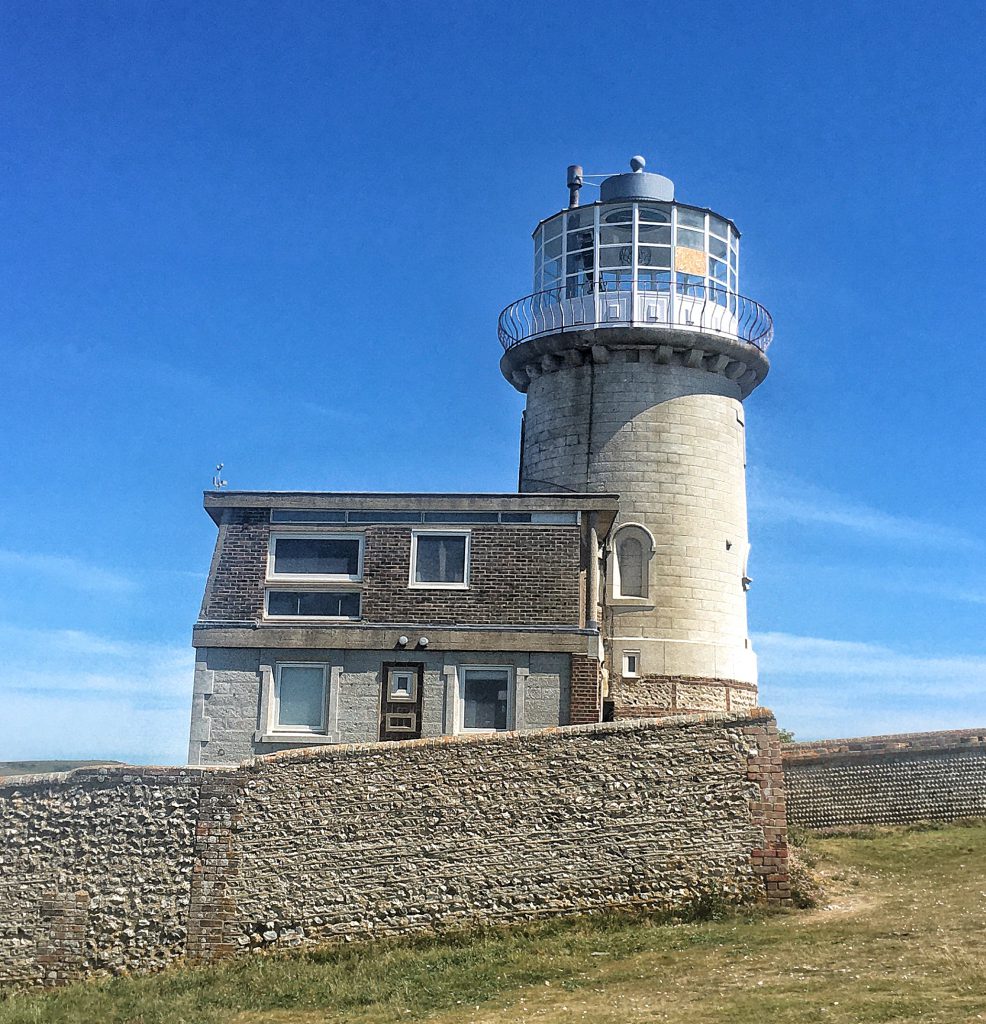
top-left (459, 665), bottom-right (513, 733)
top-left (612, 523), bottom-right (654, 600)
top-left (622, 651), bottom-right (641, 677)
top-left (409, 530), bottom-right (470, 589)
top-left (272, 663), bottom-right (328, 734)
top-left (264, 589), bottom-right (361, 620)
top-left (387, 668), bottom-right (417, 703)
top-left (268, 533), bottom-right (363, 582)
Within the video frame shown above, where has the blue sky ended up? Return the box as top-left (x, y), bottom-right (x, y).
top-left (2, 1), bottom-right (983, 763)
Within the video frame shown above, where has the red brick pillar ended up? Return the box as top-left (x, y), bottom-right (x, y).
top-left (744, 710), bottom-right (792, 906)
top-left (569, 654), bottom-right (602, 725)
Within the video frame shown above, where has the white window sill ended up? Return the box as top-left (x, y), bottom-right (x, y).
top-left (254, 731), bottom-right (337, 745)
top-left (266, 576), bottom-right (363, 585)
top-left (408, 582), bottom-right (469, 590)
top-left (263, 616), bottom-right (362, 623)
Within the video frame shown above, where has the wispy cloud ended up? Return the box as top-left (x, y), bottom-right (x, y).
top-left (0, 549), bottom-right (137, 595)
top-left (748, 469), bottom-right (978, 551)
top-left (755, 630), bottom-right (986, 740)
top-left (0, 622), bottom-right (192, 762)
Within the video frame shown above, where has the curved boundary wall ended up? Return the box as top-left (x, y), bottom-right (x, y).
top-left (0, 711), bottom-right (789, 988)
top-left (783, 728), bottom-right (986, 829)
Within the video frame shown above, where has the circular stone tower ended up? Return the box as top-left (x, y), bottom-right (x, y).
top-left (498, 156), bottom-right (772, 719)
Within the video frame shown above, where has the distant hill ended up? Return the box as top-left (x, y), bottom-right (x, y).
top-left (0, 759), bottom-right (126, 778)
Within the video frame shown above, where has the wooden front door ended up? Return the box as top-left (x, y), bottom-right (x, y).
top-left (379, 663), bottom-right (424, 741)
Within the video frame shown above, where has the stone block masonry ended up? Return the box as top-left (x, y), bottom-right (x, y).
top-left (783, 728), bottom-right (986, 828)
top-left (0, 712), bottom-right (790, 987)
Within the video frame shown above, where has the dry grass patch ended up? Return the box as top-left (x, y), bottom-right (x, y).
top-left (2, 821), bottom-right (984, 1024)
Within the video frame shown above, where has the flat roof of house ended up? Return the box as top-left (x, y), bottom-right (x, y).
top-left (203, 490), bottom-right (621, 529)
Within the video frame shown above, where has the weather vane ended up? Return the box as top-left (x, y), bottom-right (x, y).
top-left (212, 463), bottom-right (228, 489)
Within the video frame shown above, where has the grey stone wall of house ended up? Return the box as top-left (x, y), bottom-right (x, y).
top-left (0, 767), bottom-right (202, 987)
top-left (0, 713), bottom-right (790, 988)
top-left (189, 646), bottom-right (571, 766)
top-left (783, 728), bottom-right (986, 828)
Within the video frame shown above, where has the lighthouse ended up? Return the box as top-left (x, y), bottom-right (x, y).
top-left (498, 156), bottom-right (772, 719)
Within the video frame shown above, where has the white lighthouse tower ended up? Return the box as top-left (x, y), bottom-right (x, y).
top-left (499, 156), bottom-right (772, 719)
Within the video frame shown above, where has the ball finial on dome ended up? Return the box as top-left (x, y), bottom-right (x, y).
top-left (630, 154), bottom-right (646, 172)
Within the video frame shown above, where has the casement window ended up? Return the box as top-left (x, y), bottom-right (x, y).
top-left (268, 533), bottom-right (363, 582)
top-left (265, 590), bottom-right (361, 620)
top-left (409, 530), bottom-right (470, 589)
top-left (459, 666), bottom-right (513, 733)
top-left (273, 664), bottom-right (328, 734)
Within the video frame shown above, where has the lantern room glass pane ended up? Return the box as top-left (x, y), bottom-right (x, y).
top-left (599, 224), bottom-right (633, 245)
top-left (638, 245), bottom-right (671, 268)
top-left (709, 214), bottom-right (729, 239)
top-left (565, 208), bottom-right (593, 230)
top-left (543, 215), bottom-right (563, 240)
top-left (543, 257), bottom-right (562, 281)
top-left (639, 203), bottom-right (671, 223)
top-left (543, 235), bottom-right (562, 259)
top-left (709, 235), bottom-right (728, 259)
top-left (600, 246), bottom-right (633, 268)
top-left (677, 207), bottom-right (705, 229)
top-left (567, 251), bottom-right (594, 274)
top-left (676, 227), bottom-right (705, 250)
top-left (638, 224), bottom-right (671, 243)
top-left (567, 228), bottom-right (594, 252)
top-left (602, 206), bottom-right (633, 224)
top-left (709, 257), bottom-right (728, 281)
top-left (638, 269), bottom-right (671, 290)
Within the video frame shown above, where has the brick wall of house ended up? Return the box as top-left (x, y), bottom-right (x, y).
top-left (200, 511), bottom-right (583, 627)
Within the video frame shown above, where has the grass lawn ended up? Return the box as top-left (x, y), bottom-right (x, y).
top-left (2, 820), bottom-right (984, 1024)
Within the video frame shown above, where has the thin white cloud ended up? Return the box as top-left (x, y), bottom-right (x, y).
top-left (0, 622), bottom-right (193, 763)
top-left (755, 631), bottom-right (986, 695)
top-left (0, 549), bottom-right (137, 594)
top-left (755, 630), bottom-right (986, 740)
top-left (748, 469), bottom-right (978, 551)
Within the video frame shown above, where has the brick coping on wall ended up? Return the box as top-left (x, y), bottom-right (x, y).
top-left (783, 727), bottom-right (986, 767)
top-left (1, 708), bottom-right (781, 788)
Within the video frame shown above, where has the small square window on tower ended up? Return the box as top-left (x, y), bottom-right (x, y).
top-left (622, 651), bottom-right (641, 678)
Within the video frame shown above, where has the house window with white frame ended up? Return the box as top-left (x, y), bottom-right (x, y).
top-left (459, 666), bottom-right (512, 732)
top-left (410, 530), bottom-right (470, 588)
top-left (268, 533), bottom-right (363, 581)
top-left (273, 663), bottom-right (328, 734)
top-left (622, 650), bottom-right (641, 677)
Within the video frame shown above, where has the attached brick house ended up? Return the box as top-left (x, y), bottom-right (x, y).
top-left (188, 492), bottom-right (618, 764)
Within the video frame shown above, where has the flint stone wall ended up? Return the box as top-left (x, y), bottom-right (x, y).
top-left (783, 728), bottom-right (986, 828)
top-left (0, 767), bottom-right (202, 987)
top-left (0, 712), bottom-right (789, 987)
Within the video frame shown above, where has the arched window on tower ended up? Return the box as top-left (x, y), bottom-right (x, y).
top-left (613, 524), bottom-right (653, 600)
